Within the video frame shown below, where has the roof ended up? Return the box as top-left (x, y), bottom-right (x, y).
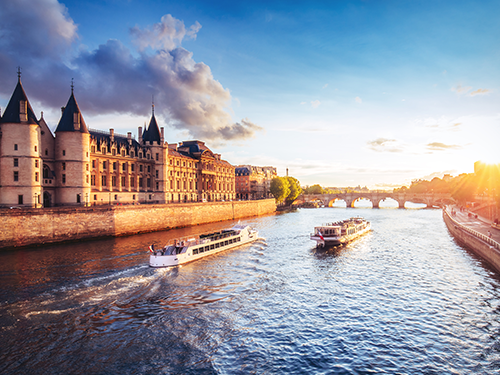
top-left (0, 78), bottom-right (39, 125)
top-left (142, 114), bottom-right (161, 143)
top-left (89, 130), bottom-right (142, 153)
top-left (55, 92), bottom-right (89, 133)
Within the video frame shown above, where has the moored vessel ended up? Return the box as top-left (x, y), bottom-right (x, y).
top-left (149, 224), bottom-right (259, 267)
top-left (310, 217), bottom-right (371, 247)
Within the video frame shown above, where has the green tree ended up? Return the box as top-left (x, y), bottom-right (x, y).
top-left (285, 177), bottom-right (302, 205)
top-left (270, 177), bottom-right (290, 204)
top-left (304, 184), bottom-right (324, 194)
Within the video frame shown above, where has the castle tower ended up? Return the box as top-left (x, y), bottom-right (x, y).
top-left (141, 102), bottom-right (167, 203)
top-left (0, 71), bottom-right (42, 207)
top-left (54, 84), bottom-right (91, 206)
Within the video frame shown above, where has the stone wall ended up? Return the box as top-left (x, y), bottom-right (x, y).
top-left (0, 199), bottom-right (276, 249)
top-left (443, 209), bottom-right (500, 274)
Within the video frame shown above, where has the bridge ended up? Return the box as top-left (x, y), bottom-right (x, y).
top-left (300, 192), bottom-right (454, 209)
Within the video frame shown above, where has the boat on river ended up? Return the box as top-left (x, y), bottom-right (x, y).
top-left (310, 217), bottom-right (371, 247)
top-left (149, 224), bottom-right (259, 267)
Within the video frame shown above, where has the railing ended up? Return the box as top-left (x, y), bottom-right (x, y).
top-left (444, 208), bottom-right (500, 251)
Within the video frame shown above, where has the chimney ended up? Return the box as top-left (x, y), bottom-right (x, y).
top-left (110, 128), bottom-right (114, 142)
top-left (160, 127), bottom-right (164, 143)
top-left (138, 126), bottom-right (142, 141)
top-left (61, 106), bottom-right (65, 115)
top-left (127, 132), bottom-right (132, 142)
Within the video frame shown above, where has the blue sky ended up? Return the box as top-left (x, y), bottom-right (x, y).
top-left (1, 0), bottom-right (499, 189)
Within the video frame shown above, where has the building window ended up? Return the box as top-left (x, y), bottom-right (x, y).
top-left (156, 153), bottom-right (159, 161)
top-left (94, 194), bottom-right (97, 200)
top-left (103, 161), bottom-right (106, 169)
top-left (92, 160), bottom-right (96, 168)
top-left (113, 162), bottom-right (117, 171)
top-left (91, 175), bottom-right (96, 186)
top-left (13, 158), bottom-right (18, 167)
top-left (131, 164), bottom-right (135, 172)
top-left (86, 164), bottom-right (89, 171)
top-left (112, 176), bottom-right (117, 187)
top-left (147, 178), bottom-right (151, 188)
top-left (133, 195), bottom-right (136, 200)
top-left (35, 160), bottom-right (39, 168)
top-left (18, 195), bottom-right (23, 205)
top-left (131, 151), bottom-right (134, 157)
top-left (34, 146), bottom-right (37, 152)
top-left (35, 172), bottom-right (39, 182)
top-left (62, 162), bottom-right (66, 170)
top-left (62, 150), bottom-right (65, 156)
top-left (156, 182), bottom-right (159, 190)
top-left (91, 146), bottom-right (96, 153)
top-left (170, 160), bottom-right (173, 165)
top-left (112, 149), bottom-right (116, 156)
top-left (139, 177), bottom-right (143, 187)
top-left (139, 165), bottom-right (143, 172)
top-left (147, 165), bottom-right (151, 173)
top-left (156, 170), bottom-right (159, 178)
top-left (62, 174), bottom-right (66, 184)
top-left (147, 154), bottom-right (150, 160)
top-left (14, 171), bottom-right (19, 181)
top-left (45, 149), bottom-right (48, 156)
top-left (114, 195), bottom-right (118, 200)
top-left (130, 177), bottom-right (135, 188)
top-left (122, 150), bottom-right (125, 157)
top-left (121, 177), bottom-right (125, 187)
top-left (139, 152), bottom-right (142, 158)
top-left (122, 163), bottom-right (126, 171)
top-left (102, 175), bottom-right (107, 186)
top-left (86, 175), bottom-right (89, 183)
top-left (76, 194), bottom-right (81, 203)
top-left (14, 144), bottom-right (18, 151)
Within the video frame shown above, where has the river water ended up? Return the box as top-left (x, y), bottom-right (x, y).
top-left (1, 208), bottom-right (500, 374)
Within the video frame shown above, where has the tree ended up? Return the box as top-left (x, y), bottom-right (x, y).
top-left (270, 177), bottom-right (290, 204)
top-left (285, 177), bottom-right (302, 205)
top-left (304, 184), bottom-right (323, 194)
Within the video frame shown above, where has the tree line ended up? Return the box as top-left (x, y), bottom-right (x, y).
top-left (269, 176), bottom-right (302, 205)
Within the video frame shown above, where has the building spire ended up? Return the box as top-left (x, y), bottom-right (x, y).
top-left (71, 78), bottom-right (74, 94)
top-left (152, 94), bottom-right (155, 115)
top-left (17, 66), bottom-right (21, 82)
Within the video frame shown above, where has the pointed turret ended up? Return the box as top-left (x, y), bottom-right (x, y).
top-left (55, 90), bottom-right (88, 133)
top-left (142, 102), bottom-right (161, 144)
top-left (0, 71), bottom-right (38, 125)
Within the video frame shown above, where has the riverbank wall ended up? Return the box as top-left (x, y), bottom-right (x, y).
top-left (443, 208), bottom-right (500, 274)
top-left (0, 199), bottom-right (276, 250)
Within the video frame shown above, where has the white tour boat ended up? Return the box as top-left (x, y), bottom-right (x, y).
top-left (310, 217), bottom-right (371, 247)
top-left (149, 224), bottom-right (259, 267)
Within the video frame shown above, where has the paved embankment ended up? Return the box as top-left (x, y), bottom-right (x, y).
top-left (443, 206), bottom-right (500, 273)
top-left (0, 199), bottom-right (276, 250)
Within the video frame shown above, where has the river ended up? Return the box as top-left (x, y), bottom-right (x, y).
top-left (1, 208), bottom-right (500, 374)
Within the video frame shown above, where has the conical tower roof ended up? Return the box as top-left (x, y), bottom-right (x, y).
top-left (0, 76), bottom-right (38, 125)
top-left (55, 90), bottom-right (88, 133)
top-left (142, 106), bottom-right (161, 143)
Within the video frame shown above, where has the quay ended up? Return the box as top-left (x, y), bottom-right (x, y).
top-left (443, 206), bottom-right (500, 274)
top-left (0, 199), bottom-right (276, 250)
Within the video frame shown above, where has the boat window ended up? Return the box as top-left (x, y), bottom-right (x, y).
top-left (210, 244), bottom-right (215, 250)
top-left (224, 240), bottom-right (229, 245)
top-left (205, 246), bottom-right (210, 252)
top-left (237, 237), bottom-right (241, 242)
top-left (215, 243), bottom-right (220, 248)
top-left (193, 249), bottom-right (199, 255)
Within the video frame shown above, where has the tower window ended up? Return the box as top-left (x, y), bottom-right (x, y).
top-left (14, 144), bottom-right (18, 151)
top-left (156, 153), bottom-right (159, 161)
top-left (62, 150), bottom-right (66, 156)
top-left (62, 162), bottom-right (66, 170)
top-left (45, 149), bottom-right (48, 156)
top-left (34, 146), bottom-right (37, 152)
top-left (62, 174), bottom-right (66, 184)
top-left (14, 171), bottom-right (19, 181)
top-left (35, 160), bottom-right (39, 168)
top-left (13, 158), bottom-right (18, 167)
top-left (18, 195), bottom-right (23, 205)
top-left (35, 172), bottom-right (39, 182)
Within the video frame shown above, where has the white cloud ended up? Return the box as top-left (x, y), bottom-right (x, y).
top-left (355, 96), bottom-right (362, 104)
top-left (311, 100), bottom-right (321, 108)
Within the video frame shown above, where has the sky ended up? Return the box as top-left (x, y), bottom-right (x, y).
top-left (0, 0), bottom-right (499, 189)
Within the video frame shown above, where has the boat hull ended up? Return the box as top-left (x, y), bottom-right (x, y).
top-left (149, 226), bottom-right (258, 267)
top-left (311, 222), bottom-right (371, 247)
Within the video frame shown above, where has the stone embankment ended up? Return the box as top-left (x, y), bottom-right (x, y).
top-left (0, 199), bottom-right (276, 250)
top-left (443, 207), bottom-right (500, 274)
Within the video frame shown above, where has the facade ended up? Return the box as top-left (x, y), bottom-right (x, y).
top-left (0, 75), bottom-right (235, 207)
top-left (235, 165), bottom-right (276, 200)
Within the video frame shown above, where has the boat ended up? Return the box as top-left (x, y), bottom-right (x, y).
top-left (310, 217), bottom-right (371, 247)
top-left (149, 224), bottom-right (259, 267)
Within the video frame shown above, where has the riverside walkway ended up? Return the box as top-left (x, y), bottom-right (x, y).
top-left (445, 206), bottom-right (500, 247)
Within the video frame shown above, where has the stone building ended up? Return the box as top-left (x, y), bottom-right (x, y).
top-left (0, 74), bottom-right (235, 207)
top-left (235, 165), bottom-right (276, 200)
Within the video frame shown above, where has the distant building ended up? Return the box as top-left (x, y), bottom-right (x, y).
top-left (0, 74), bottom-right (235, 207)
top-left (235, 165), bottom-right (276, 200)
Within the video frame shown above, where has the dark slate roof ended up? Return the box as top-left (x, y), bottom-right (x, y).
top-left (235, 167), bottom-right (250, 175)
top-left (55, 92), bottom-right (88, 133)
top-left (142, 114), bottom-right (161, 143)
top-left (89, 130), bottom-right (141, 153)
top-left (0, 78), bottom-right (38, 125)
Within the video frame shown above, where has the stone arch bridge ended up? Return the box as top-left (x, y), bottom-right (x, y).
top-left (301, 192), bottom-right (454, 209)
